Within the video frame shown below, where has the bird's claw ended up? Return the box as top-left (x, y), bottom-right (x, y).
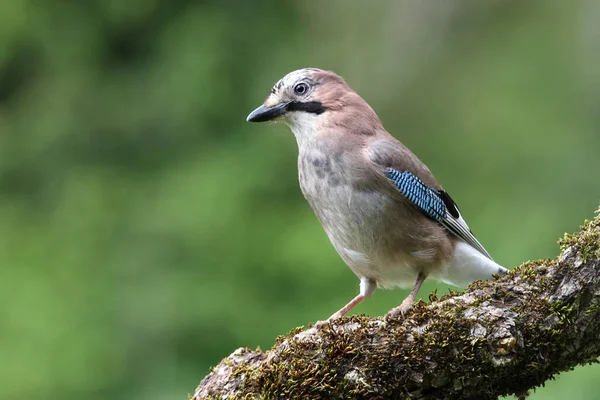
top-left (385, 299), bottom-right (413, 320)
top-left (313, 312), bottom-right (343, 329)
top-left (313, 320), bottom-right (330, 329)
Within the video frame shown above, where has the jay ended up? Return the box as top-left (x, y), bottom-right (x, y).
top-left (246, 68), bottom-right (507, 320)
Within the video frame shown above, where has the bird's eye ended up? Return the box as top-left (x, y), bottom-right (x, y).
top-left (294, 82), bottom-right (309, 95)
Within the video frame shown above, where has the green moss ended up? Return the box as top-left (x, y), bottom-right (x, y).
top-left (224, 282), bottom-right (593, 399)
top-left (212, 206), bottom-right (600, 399)
top-left (226, 295), bottom-right (507, 398)
top-left (558, 208), bottom-right (600, 262)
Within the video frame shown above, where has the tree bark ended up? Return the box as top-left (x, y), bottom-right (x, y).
top-left (193, 207), bottom-right (600, 400)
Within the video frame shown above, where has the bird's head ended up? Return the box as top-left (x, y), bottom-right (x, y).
top-left (246, 68), bottom-right (351, 126)
top-left (247, 68), bottom-right (382, 143)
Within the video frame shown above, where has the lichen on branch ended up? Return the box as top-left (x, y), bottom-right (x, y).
top-left (194, 207), bottom-right (600, 400)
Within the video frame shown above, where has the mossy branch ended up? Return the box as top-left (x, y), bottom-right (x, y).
top-left (194, 207), bottom-right (600, 400)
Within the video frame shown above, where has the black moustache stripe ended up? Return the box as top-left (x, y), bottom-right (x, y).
top-left (286, 101), bottom-right (328, 115)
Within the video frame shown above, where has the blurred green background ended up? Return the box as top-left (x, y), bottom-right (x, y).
top-left (1, 1), bottom-right (599, 399)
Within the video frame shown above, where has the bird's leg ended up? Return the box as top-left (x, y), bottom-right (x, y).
top-left (328, 278), bottom-right (377, 320)
top-left (314, 278), bottom-right (376, 328)
top-left (386, 271), bottom-right (428, 319)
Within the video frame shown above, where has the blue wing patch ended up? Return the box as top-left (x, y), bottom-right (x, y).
top-left (384, 167), bottom-right (494, 260)
top-left (384, 168), bottom-right (446, 222)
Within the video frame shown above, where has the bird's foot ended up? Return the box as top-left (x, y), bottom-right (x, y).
top-left (313, 320), bottom-right (329, 329)
top-left (313, 312), bottom-right (343, 329)
top-left (385, 298), bottom-right (414, 320)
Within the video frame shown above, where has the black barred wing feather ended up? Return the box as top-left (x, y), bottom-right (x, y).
top-left (384, 168), bottom-right (493, 260)
top-left (384, 168), bottom-right (446, 222)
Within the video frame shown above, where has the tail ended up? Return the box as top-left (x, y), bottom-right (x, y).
top-left (441, 241), bottom-right (508, 287)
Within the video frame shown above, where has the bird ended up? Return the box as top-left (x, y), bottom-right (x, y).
top-left (246, 68), bottom-right (507, 321)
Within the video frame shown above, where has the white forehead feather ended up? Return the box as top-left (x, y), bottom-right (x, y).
top-left (271, 68), bottom-right (322, 93)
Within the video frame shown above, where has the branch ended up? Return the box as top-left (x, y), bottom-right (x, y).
top-left (194, 206), bottom-right (600, 400)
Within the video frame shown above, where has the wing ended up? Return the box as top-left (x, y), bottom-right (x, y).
top-left (384, 167), bottom-right (493, 260)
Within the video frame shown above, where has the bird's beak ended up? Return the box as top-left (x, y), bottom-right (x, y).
top-left (246, 102), bottom-right (289, 122)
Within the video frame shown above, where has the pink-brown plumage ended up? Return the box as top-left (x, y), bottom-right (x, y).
top-left (247, 68), bottom-right (506, 320)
